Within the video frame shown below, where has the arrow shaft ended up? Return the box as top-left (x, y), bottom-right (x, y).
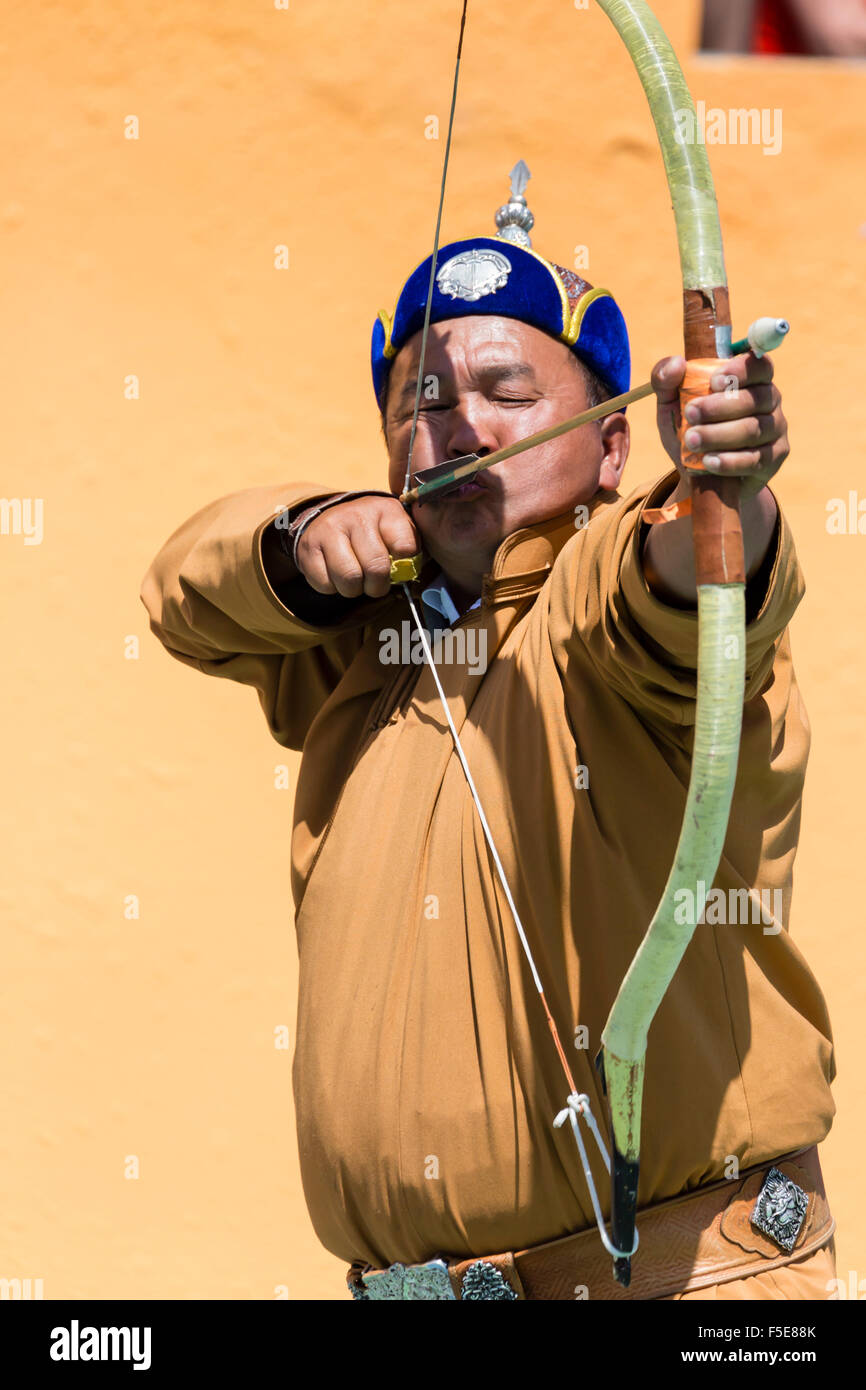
top-left (400, 380), bottom-right (655, 504)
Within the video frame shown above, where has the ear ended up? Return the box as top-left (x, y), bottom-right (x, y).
top-left (598, 412), bottom-right (629, 491)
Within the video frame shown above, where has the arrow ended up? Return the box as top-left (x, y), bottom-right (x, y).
top-left (399, 318), bottom-right (788, 506)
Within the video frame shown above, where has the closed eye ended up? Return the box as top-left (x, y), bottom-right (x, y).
top-left (415, 394), bottom-right (538, 414)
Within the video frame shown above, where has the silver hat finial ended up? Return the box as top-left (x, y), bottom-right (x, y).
top-left (495, 160), bottom-right (534, 247)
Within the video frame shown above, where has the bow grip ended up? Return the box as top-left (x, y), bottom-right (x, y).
top-left (676, 356), bottom-right (745, 586)
top-left (677, 358), bottom-right (731, 472)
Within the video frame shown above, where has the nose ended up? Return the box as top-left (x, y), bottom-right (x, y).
top-left (445, 399), bottom-right (501, 461)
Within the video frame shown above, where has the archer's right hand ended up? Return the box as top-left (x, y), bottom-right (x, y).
top-left (296, 495), bottom-right (422, 599)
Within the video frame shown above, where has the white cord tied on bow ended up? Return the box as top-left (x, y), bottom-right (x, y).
top-left (554, 1093), bottom-right (640, 1261)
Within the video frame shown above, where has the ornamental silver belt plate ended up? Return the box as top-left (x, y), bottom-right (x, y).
top-left (750, 1167), bottom-right (809, 1252)
top-left (361, 1259), bottom-right (456, 1300)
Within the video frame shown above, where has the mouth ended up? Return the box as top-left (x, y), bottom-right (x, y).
top-left (439, 478), bottom-right (487, 501)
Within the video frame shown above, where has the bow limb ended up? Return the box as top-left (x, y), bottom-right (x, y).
top-left (592, 0), bottom-right (746, 1286)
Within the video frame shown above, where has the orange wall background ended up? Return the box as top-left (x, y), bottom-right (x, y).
top-left (1, 0), bottom-right (863, 1300)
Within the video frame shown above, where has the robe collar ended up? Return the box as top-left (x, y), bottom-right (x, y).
top-left (478, 484), bottom-right (622, 607)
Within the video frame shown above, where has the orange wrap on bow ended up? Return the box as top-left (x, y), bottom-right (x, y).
top-left (644, 357), bottom-right (734, 525)
top-left (678, 357), bottom-right (732, 470)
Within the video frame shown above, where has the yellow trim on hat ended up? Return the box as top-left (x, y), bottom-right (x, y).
top-left (564, 285), bottom-right (614, 346)
top-left (378, 309), bottom-right (397, 360)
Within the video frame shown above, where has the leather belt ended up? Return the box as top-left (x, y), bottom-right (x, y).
top-left (347, 1146), bottom-right (834, 1300)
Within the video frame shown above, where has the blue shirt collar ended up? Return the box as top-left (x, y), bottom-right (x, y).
top-left (420, 572), bottom-right (482, 630)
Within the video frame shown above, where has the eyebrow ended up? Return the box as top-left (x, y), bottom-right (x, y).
top-left (396, 361), bottom-right (539, 403)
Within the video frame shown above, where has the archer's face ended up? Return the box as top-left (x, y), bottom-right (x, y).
top-left (383, 316), bottom-right (628, 581)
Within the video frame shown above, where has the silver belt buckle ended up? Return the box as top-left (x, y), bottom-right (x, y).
top-left (362, 1258), bottom-right (457, 1301)
top-left (750, 1166), bottom-right (809, 1252)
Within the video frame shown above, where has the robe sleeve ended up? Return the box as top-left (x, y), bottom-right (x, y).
top-left (557, 469), bottom-right (805, 730)
top-left (139, 481), bottom-right (391, 749)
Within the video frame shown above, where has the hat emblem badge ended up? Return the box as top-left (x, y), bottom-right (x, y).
top-left (436, 248), bottom-right (512, 303)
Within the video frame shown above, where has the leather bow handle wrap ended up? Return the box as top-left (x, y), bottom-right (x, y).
top-left (679, 359), bottom-right (732, 472)
top-left (681, 359), bottom-right (746, 585)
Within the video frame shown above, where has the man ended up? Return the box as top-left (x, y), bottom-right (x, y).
top-left (140, 175), bottom-right (836, 1300)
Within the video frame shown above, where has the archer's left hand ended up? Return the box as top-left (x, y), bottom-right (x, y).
top-left (651, 352), bottom-right (790, 500)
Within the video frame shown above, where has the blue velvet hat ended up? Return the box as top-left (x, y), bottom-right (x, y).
top-left (371, 163), bottom-right (630, 409)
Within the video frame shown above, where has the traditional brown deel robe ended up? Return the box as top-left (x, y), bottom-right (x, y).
top-left (140, 468), bottom-right (835, 1279)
